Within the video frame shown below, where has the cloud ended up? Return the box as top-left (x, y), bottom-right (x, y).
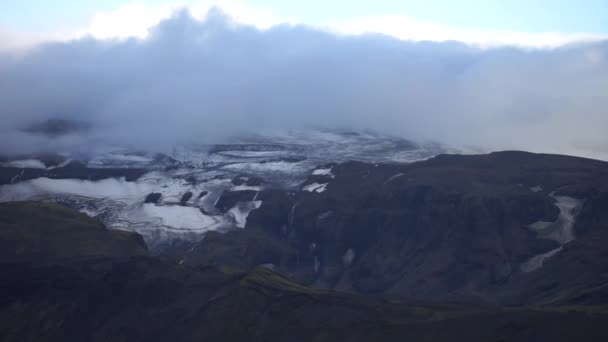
top-left (0, 9), bottom-right (607, 159)
top-left (77, 0), bottom-right (294, 40)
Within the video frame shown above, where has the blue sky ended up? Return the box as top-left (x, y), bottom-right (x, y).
top-left (1, 0), bottom-right (607, 33)
top-left (247, 0), bottom-right (608, 32)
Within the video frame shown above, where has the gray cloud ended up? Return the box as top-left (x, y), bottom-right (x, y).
top-left (1, 8), bottom-right (607, 159)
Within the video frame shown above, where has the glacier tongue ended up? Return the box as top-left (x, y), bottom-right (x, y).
top-left (0, 170), bottom-right (263, 248)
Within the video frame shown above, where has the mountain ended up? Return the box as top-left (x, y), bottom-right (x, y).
top-left (180, 151), bottom-right (608, 305)
top-left (2, 132), bottom-right (608, 339)
top-left (1, 201), bottom-right (608, 342)
top-left (0, 130), bottom-right (442, 246)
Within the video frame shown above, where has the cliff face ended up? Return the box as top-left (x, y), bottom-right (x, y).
top-left (185, 151), bottom-right (608, 304)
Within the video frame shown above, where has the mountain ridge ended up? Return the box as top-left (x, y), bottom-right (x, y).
top-left (179, 150), bottom-right (608, 305)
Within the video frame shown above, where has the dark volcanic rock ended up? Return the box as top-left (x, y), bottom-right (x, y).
top-left (215, 190), bottom-right (258, 213)
top-left (183, 229), bottom-right (299, 270)
top-left (145, 193), bottom-right (163, 204)
top-left (180, 191), bottom-right (193, 205)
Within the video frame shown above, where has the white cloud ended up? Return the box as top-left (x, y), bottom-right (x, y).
top-left (77, 0), bottom-right (293, 40)
top-left (0, 8), bottom-right (607, 159)
top-left (82, 2), bottom-right (178, 40)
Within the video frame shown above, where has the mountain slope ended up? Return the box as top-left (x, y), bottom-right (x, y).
top-left (2, 201), bottom-right (608, 341)
top-left (0, 201), bottom-right (147, 263)
top-left (183, 151), bottom-right (608, 304)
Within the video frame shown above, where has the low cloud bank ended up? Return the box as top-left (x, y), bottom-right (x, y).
top-left (1, 9), bottom-right (607, 159)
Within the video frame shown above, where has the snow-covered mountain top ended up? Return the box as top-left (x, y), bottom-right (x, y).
top-left (0, 129), bottom-right (448, 248)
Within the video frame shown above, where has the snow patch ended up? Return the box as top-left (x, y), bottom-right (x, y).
top-left (527, 195), bottom-right (583, 244)
top-left (232, 185), bottom-right (263, 192)
top-left (79, 208), bottom-right (100, 217)
top-left (521, 247), bottom-right (563, 273)
top-left (384, 173), bottom-right (405, 185)
top-left (105, 153), bottom-right (153, 163)
top-left (302, 183), bottom-right (328, 193)
top-left (107, 202), bottom-right (227, 248)
top-left (312, 167), bottom-right (334, 178)
top-left (217, 150), bottom-right (285, 158)
top-left (342, 248), bottom-right (356, 266)
top-left (530, 185), bottom-right (543, 192)
top-left (222, 161), bottom-right (305, 173)
top-left (228, 200), bottom-right (262, 228)
top-left (522, 194), bottom-right (584, 272)
top-left (528, 221), bottom-right (552, 230)
top-left (88, 152), bottom-right (154, 166)
top-left (47, 159), bottom-right (73, 169)
top-left (142, 203), bottom-right (219, 230)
